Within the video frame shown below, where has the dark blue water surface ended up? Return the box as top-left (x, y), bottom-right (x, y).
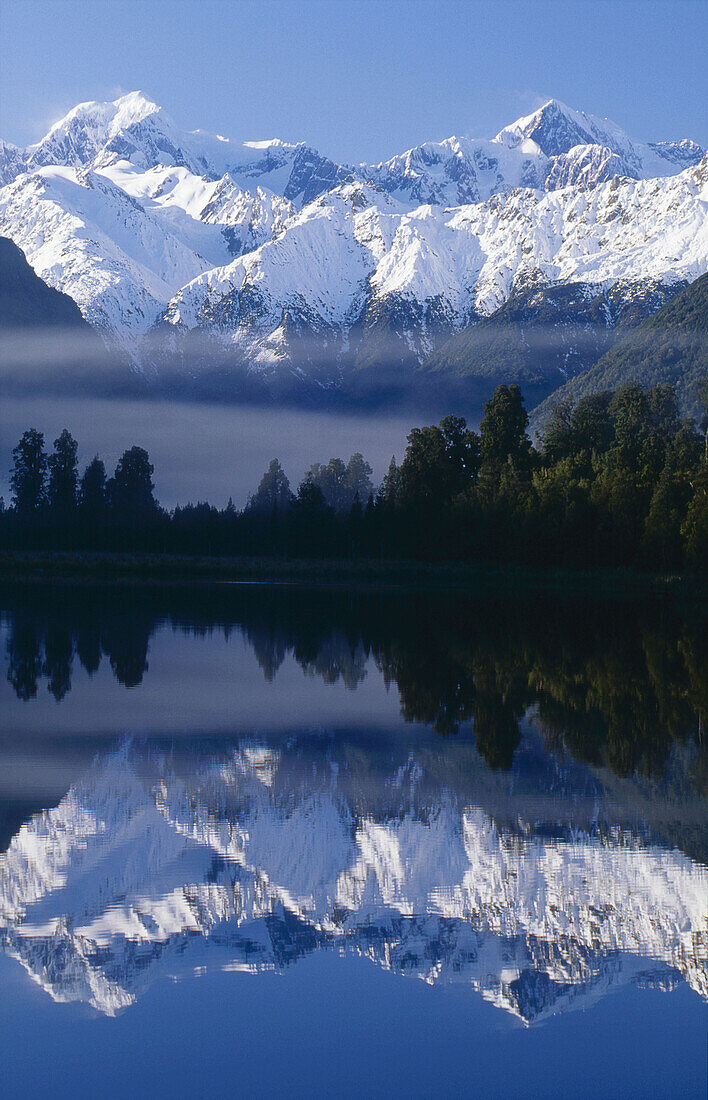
top-left (0, 582), bottom-right (706, 1099)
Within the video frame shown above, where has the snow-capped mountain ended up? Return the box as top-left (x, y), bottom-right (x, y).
top-left (363, 134), bottom-right (548, 207)
top-left (1, 741), bottom-right (705, 1018)
top-left (0, 165), bottom-right (213, 335)
top-left (3, 92), bottom-right (338, 199)
top-left (0, 93), bottom-right (705, 393)
top-left (164, 162), bottom-right (708, 377)
top-left (495, 98), bottom-right (705, 178)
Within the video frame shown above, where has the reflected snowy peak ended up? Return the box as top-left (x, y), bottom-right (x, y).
top-left (1, 740), bottom-right (705, 1020)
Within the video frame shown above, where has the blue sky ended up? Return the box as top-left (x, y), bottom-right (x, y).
top-left (1, 0), bottom-right (707, 161)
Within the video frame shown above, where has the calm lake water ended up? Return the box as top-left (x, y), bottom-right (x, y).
top-left (0, 581), bottom-right (706, 1099)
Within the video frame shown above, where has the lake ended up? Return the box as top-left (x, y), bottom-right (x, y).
top-left (0, 580), bottom-right (706, 1098)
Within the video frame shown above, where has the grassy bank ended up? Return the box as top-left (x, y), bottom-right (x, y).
top-left (0, 549), bottom-right (704, 598)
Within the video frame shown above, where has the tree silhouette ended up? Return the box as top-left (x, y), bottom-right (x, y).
top-left (480, 385), bottom-right (531, 468)
top-left (6, 618), bottom-right (43, 701)
top-left (10, 429), bottom-right (47, 514)
top-left (399, 415), bottom-right (479, 508)
top-left (344, 453), bottom-right (374, 509)
top-left (47, 429), bottom-right (79, 512)
top-left (609, 384), bottom-right (649, 464)
top-left (43, 623), bottom-right (73, 701)
top-left (102, 620), bottom-right (150, 687)
top-left (248, 458), bottom-right (291, 513)
top-left (80, 456), bottom-right (107, 511)
top-left (76, 623), bottom-right (102, 676)
top-left (1, 378), bottom-right (707, 573)
top-left (379, 455), bottom-right (402, 505)
top-left (108, 446), bottom-right (157, 516)
top-left (304, 454), bottom-right (373, 512)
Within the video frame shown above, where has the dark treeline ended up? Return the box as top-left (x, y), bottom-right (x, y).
top-left (2, 582), bottom-right (707, 787)
top-left (2, 378), bottom-right (708, 570)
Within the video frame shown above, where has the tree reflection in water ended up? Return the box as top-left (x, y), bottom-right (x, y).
top-left (2, 581), bottom-right (707, 783)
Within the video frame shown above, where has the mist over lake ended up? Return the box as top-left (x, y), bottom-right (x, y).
top-left (0, 396), bottom-right (413, 509)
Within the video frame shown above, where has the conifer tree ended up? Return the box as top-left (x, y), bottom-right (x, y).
top-left (380, 455), bottom-right (402, 505)
top-left (108, 447), bottom-right (157, 515)
top-left (344, 453), bottom-right (374, 509)
top-left (248, 458), bottom-right (291, 513)
top-left (480, 385), bottom-right (531, 468)
top-left (48, 429), bottom-right (79, 511)
top-left (10, 429), bottom-right (47, 514)
top-left (80, 457), bottom-right (107, 511)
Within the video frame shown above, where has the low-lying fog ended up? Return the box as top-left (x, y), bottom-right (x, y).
top-left (0, 396), bottom-right (413, 509)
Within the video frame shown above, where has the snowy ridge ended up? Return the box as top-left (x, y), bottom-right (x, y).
top-left (1, 93), bottom-right (706, 373)
top-left (362, 134), bottom-right (549, 206)
top-left (0, 165), bottom-right (212, 335)
top-left (103, 164), bottom-right (296, 265)
top-left (163, 160), bottom-right (708, 372)
top-left (1, 743), bottom-right (705, 1019)
top-left (163, 184), bottom-right (401, 337)
top-left (16, 92), bottom-right (293, 187)
top-left (495, 98), bottom-right (704, 178)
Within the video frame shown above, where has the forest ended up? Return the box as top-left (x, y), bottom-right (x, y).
top-left (1, 377), bottom-right (707, 572)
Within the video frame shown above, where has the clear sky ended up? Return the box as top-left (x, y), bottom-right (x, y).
top-left (1, 0), bottom-right (707, 163)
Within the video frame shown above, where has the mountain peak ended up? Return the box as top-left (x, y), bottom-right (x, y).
top-left (2, 90), bottom-right (705, 372)
top-left (495, 99), bottom-right (634, 160)
top-left (23, 90), bottom-right (166, 174)
top-left (529, 97), bottom-right (577, 120)
top-left (109, 90), bottom-right (164, 127)
top-left (40, 90), bottom-right (161, 144)
top-left (113, 89), bottom-right (160, 110)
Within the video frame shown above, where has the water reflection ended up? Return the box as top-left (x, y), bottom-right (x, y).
top-left (0, 582), bottom-right (706, 1029)
top-left (2, 582), bottom-right (708, 779)
top-left (0, 737), bottom-right (706, 1020)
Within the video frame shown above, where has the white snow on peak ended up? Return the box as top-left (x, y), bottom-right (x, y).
top-left (0, 91), bottom-right (705, 358)
top-left (0, 165), bottom-right (212, 336)
top-left (495, 97), bottom-right (704, 180)
top-left (161, 157), bottom-right (708, 360)
top-left (41, 91), bottom-right (162, 138)
top-left (496, 99), bottom-right (636, 157)
top-left (26, 92), bottom-right (165, 170)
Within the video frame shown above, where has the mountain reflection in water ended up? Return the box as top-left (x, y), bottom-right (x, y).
top-left (1, 738), bottom-right (706, 1021)
top-left (0, 582), bottom-right (706, 1026)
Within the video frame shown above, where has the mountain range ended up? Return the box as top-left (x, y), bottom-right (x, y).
top-left (1, 92), bottom-right (707, 411)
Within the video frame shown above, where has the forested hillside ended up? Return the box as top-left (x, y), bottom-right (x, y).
top-left (531, 273), bottom-right (708, 425)
top-left (421, 278), bottom-right (687, 413)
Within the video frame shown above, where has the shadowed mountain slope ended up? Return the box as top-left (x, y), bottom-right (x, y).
top-left (531, 272), bottom-right (708, 426)
top-left (0, 235), bottom-right (89, 328)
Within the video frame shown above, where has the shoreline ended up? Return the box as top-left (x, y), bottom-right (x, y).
top-left (0, 550), bottom-right (704, 598)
